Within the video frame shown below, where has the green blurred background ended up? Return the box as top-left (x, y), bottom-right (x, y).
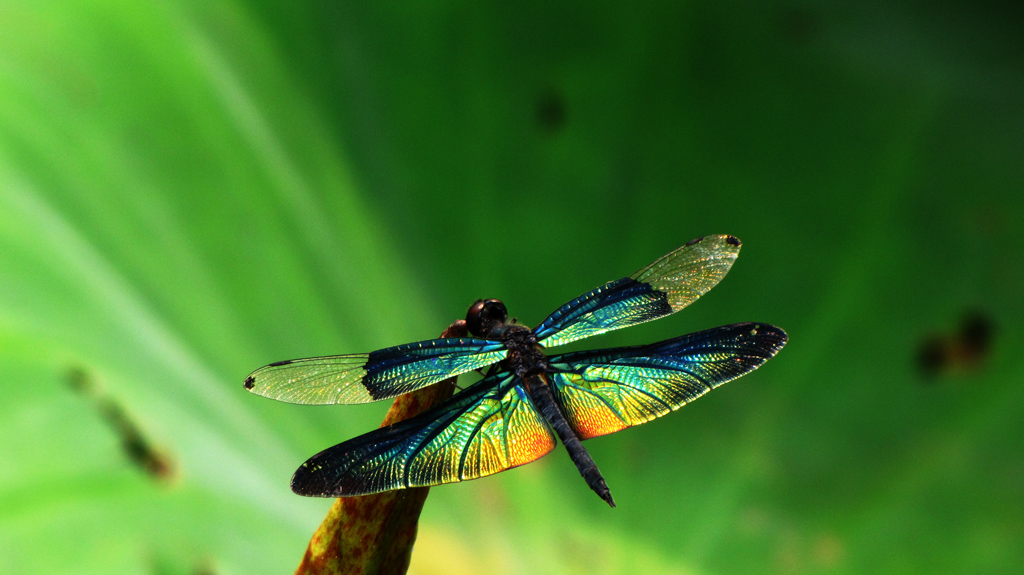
top-left (1, 1), bottom-right (1021, 574)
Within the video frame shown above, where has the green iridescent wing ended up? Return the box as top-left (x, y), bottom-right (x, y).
top-left (243, 338), bottom-right (507, 405)
top-left (291, 372), bottom-right (557, 496)
top-left (547, 323), bottom-right (787, 439)
top-left (533, 235), bottom-right (742, 347)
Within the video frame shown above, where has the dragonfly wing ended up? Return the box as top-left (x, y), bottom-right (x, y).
top-left (244, 338), bottom-right (507, 405)
top-left (547, 323), bottom-right (787, 439)
top-left (534, 235), bottom-right (743, 347)
top-left (291, 373), bottom-right (557, 497)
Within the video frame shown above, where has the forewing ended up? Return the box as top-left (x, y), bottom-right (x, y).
top-left (547, 323), bottom-right (787, 439)
top-left (534, 235), bottom-right (742, 347)
top-left (291, 373), bottom-right (557, 497)
top-left (243, 338), bottom-right (507, 405)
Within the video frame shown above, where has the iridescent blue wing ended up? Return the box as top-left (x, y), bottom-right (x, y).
top-left (533, 235), bottom-right (743, 347)
top-left (547, 323), bottom-right (787, 439)
top-left (243, 338), bottom-right (507, 405)
top-left (291, 372), bottom-right (557, 497)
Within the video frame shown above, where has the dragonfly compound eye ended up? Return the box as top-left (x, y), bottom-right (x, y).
top-left (466, 299), bottom-right (507, 337)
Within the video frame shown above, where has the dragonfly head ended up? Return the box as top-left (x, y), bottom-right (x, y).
top-left (466, 299), bottom-right (508, 338)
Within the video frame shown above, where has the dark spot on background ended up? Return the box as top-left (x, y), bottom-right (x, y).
top-left (917, 336), bottom-right (945, 378)
top-left (959, 311), bottom-right (994, 353)
top-left (65, 366), bottom-right (176, 482)
top-left (917, 310), bottom-right (996, 380)
top-left (535, 87), bottom-right (568, 134)
top-left (67, 366), bottom-right (92, 393)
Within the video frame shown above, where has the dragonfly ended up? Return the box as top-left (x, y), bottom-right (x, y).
top-left (244, 235), bottom-right (787, 507)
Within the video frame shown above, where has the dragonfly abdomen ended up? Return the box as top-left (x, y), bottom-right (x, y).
top-left (527, 372), bottom-right (616, 508)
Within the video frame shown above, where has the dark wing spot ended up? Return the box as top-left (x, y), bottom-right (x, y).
top-left (268, 359), bottom-right (294, 367)
top-left (243, 376), bottom-right (255, 389)
top-left (366, 381), bottom-right (393, 402)
top-left (726, 235), bottom-right (741, 246)
top-left (685, 237), bottom-right (703, 247)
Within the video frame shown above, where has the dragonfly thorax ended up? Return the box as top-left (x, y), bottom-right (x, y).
top-left (467, 298), bottom-right (548, 378)
top-left (498, 324), bottom-right (548, 378)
